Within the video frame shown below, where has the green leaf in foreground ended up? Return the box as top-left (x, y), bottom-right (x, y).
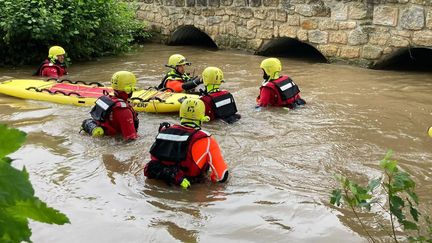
top-left (0, 124), bottom-right (26, 158)
top-left (0, 124), bottom-right (70, 242)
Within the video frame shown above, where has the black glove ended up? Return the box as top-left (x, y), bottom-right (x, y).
top-left (182, 77), bottom-right (202, 91)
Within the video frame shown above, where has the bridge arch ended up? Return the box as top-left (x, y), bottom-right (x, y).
top-left (168, 25), bottom-right (218, 49)
top-left (373, 47), bottom-right (432, 72)
top-left (255, 37), bottom-right (328, 63)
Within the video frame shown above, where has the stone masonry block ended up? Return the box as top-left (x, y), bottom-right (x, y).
top-left (400, 6), bottom-right (425, 30)
top-left (301, 19), bottom-right (318, 30)
top-left (369, 32), bottom-right (390, 46)
top-left (287, 15), bottom-right (300, 26)
top-left (239, 8), bottom-right (254, 18)
top-left (263, 0), bottom-right (278, 7)
top-left (329, 31), bottom-right (347, 44)
top-left (209, 0), bottom-right (220, 7)
top-left (279, 24), bottom-right (298, 38)
top-left (373, 6), bottom-right (398, 26)
top-left (428, 9), bottom-right (432, 29)
top-left (175, 0), bottom-right (185, 6)
top-left (340, 46), bottom-right (360, 59)
top-left (389, 36), bottom-right (409, 47)
top-left (197, 0), bottom-right (207, 6)
top-left (254, 9), bottom-right (266, 19)
top-left (413, 30), bottom-right (432, 46)
top-left (317, 45), bottom-right (338, 57)
top-left (349, 2), bottom-right (368, 20)
top-left (339, 21), bottom-right (356, 30)
top-left (362, 45), bottom-right (383, 59)
top-left (308, 30), bottom-right (328, 44)
top-left (332, 3), bottom-right (348, 21)
top-left (250, 0), bottom-right (261, 7)
top-left (297, 29), bottom-right (308, 41)
top-left (318, 19), bottom-right (339, 30)
top-left (348, 28), bottom-right (368, 45)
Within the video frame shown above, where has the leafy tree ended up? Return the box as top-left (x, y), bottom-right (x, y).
top-left (0, 124), bottom-right (70, 242)
top-left (0, 0), bottom-right (151, 65)
top-left (330, 150), bottom-right (432, 242)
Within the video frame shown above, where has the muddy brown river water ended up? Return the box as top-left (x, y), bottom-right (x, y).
top-left (0, 43), bottom-right (431, 242)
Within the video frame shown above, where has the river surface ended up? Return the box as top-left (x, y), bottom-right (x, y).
top-left (1, 43), bottom-right (431, 243)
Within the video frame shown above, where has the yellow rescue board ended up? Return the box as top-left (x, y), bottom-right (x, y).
top-left (0, 79), bottom-right (198, 113)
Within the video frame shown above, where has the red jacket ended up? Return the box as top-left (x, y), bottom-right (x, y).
top-left (94, 94), bottom-right (138, 141)
top-left (36, 60), bottom-right (67, 79)
top-left (257, 75), bottom-right (302, 107)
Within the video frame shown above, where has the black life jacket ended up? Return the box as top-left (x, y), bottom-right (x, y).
top-left (270, 76), bottom-right (300, 101)
top-left (90, 95), bottom-right (139, 130)
top-left (149, 125), bottom-right (208, 163)
top-left (205, 91), bottom-right (238, 118)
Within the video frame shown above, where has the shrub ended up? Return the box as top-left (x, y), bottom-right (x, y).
top-left (0, 0), bottom-right (151, 65)
top-left (330, 150), bottom-right (432, 242)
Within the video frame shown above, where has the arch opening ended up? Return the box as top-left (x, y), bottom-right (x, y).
top-left (374, 47), bottom-right (432, 72)
top-left (168, 25), bottom-right (218, 49)
top-left (256, 37), bottom-right (328, 63)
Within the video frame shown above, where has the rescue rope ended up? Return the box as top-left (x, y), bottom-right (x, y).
top-left (25, 86), bottom-right (82, 97)
top-left (54, 79), bottom-right (105, 87)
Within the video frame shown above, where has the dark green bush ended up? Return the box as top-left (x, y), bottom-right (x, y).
top-left (0, 0), bottom-right (151, 65)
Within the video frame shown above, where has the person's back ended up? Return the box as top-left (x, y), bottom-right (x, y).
top-left (81, 71), bottom-right (139, 141)
top-left (34, 46), bottom-right (68, 79)
top-left (158, 54), bottom-right (202, 93)
top-left (257, 58), bottom-right (305, 109)
top-left (199, 67), bottom-right (240, 124)
top-left (144, 98), bottom-right (229, 189)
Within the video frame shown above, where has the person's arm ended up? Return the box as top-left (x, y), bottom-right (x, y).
top-left (257, 86), bottom-right (273, 107)
top-left (165, 80), bottom-right (184, 92)
top-left (192, 137), bottom-right (229, 182)
top-left (40, 67), bottom-right (59, 78)
top-left (112, 108), bottom-right (138, 141)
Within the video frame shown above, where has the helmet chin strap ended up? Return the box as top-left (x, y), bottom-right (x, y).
top-left (206, 84), bottom-right (220, 93)
top-left (181, 118), bottom-right (201, 128)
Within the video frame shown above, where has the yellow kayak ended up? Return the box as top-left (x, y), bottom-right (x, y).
top-left (0, 79), bottom-right (198, 113)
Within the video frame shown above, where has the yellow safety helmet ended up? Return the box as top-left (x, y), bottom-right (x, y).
top-left (111, 71), bottom-right (137, 94)
top-left (48, 46), bottom-right (66, 59)
top-left (202, 67), bottom-right (224, 86)
top-left (428, 127), bottom-right (432, 137)
top-left (179, 98), bottom-right (209, 126)
top-left (167, 54), bottom-right (191, 68)
top-left (260, 58), bottom-right (282, 80)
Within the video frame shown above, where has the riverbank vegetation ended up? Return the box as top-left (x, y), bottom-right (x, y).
top-left (0, 0), bottom-right (151, 66)
top-left (330, 150), bottom-right (432, 242)
top-left (0, 124), bottom-right (70, 242)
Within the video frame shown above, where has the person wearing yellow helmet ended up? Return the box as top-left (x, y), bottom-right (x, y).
top-left (257, 57), bottom-right (306, 109)
top-left (81, 71), bottom-right (139, 141)
top-left (144, 98), bottom-right (229, 189)
top-left (199, 67), bottom-right (241, 124)
top-left (34, 46), bottom-right (68, 78)
top-left (157, 54), bottom-right (203, 93)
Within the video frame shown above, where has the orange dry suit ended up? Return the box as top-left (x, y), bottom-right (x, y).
top-left (144, 123), bottom-right (228, 185)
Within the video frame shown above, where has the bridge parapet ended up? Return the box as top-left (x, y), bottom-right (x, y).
top-left (137, 0), bottom-right (432, 67)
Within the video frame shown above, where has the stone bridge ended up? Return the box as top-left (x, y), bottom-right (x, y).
top-left (136, 0), bottom-right (432, 69)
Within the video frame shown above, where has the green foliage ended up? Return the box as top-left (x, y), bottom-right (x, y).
top-left (0, 124), bottom-right (70, 243)
top-left (0, 0), bottom-right (152, 65)
top-left (330, 150), bottom-right (432, 242)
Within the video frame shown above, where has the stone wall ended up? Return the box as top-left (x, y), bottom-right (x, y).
top-left (136, 0), bottom-right (432, 67)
